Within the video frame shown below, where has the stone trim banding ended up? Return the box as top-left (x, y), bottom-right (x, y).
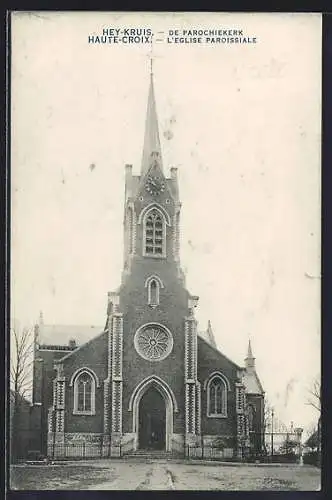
top-left (111, 312), bottom-right (123, 436)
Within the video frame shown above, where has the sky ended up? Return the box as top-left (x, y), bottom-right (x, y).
top-left (11, 12), bottom-right (321, 434)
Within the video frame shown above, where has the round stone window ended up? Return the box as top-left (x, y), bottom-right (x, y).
top-left (134, 323), bottom-right (173, 362)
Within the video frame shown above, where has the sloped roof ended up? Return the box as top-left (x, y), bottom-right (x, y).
top-left (198, 330), bottom-right (215, 347)
top-left (242, 369), bottom-right (264, 395)
top-left (199, 320), bottom-right (218, 349)
top-left (37, 324), bottom-right (104, 347)
top-left (197, 334), bottom-right (242, 371)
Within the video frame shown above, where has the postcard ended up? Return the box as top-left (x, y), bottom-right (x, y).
top-left (9, 11), bottom-right (321, 491)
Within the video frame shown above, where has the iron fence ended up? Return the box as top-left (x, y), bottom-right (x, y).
top-left (51, 442), bottom-right (105, 459)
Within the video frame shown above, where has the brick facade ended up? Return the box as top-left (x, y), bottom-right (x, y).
top-left (30, 72), bottom-right (264, 460)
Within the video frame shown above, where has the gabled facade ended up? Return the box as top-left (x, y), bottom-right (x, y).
top-left (32, 71), bottom-right (265, 459)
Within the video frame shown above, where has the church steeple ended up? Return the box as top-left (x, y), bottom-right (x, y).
top-left (141, 69), bottom-right (163, 176)
top-left (245, 339), bottom-right (255, 370)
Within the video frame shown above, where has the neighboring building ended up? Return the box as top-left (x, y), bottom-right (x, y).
top-left (10, 391), bottom-right (38, 460)
top-left (32, 71), bottom-right (265, 459)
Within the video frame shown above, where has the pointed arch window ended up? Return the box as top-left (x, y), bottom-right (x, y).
top-left (149, 280), bottom-right (158, 305)
top-left (206, 374), bottom-right (228, 418)
top-left (71, 368), bottom-right (98, 415)
top-left (143, 209), bottom-right (166, 257)
top-left (145, 275), bottom-right (164, 307)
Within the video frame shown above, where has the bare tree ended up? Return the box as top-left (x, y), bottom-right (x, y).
top-left (10, 324), bottom-right (34, 399)
top-left (10, 324), bottom-right (34, 461)
top-left (306, 377), bottom-right (321, 413)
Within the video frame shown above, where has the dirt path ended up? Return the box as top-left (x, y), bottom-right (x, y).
top-left (11, 460), bottom-right (321, 491)
top-left (87, 461), bottom-right (175, 490)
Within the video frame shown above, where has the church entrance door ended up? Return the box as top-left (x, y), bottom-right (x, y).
top-left (138, 386), bottom-right (166, 450)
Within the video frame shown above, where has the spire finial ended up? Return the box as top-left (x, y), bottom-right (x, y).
top-left (247, 338), bottom-right (253, 359)
top-left (206, 320), bottom-right (217, 349)
top-left (141, 49), bottom-right (162, 176)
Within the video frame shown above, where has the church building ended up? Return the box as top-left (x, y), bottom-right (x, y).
top-left (32, 70), bottom-right (265, 459)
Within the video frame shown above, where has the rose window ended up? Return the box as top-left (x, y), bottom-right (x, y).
top-left (134, 323), bottom-right (173, 362)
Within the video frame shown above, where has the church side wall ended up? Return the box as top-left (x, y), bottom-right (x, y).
top-left (197, 338), bottom-right (238, 446)
top-left (62, 332), bottom-right (108, 434)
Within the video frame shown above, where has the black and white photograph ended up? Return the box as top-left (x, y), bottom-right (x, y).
top-left (9, 11), bottom-right (321, 491)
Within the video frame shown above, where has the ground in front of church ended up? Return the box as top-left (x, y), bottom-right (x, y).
top-left (10, 459), bottom-right (321, 491)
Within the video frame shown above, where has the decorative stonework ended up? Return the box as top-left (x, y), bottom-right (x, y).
top-left (184, 316), bottom-right (198, 436)
top-left (103, 378), bottom-right (111, 434)
top-left (127, 205), bottom-right (134, 255)
top-left (196, 382), bottom-right (201, 435)
top-left (235, 382), bottom-right (247, 457)
top-left (52, 363), bottom-right (66, 433)
top-left (64, 433), bottom-right (103, 443)
top-left (107, 314), bottom-right (113, 378)
top-left (111, 311), bottom-right (123, 436)
top-left (236, 382), bottom-right (245, 413)
top-left (134, 323), bottom-right (173, 361)
top-left (112, 314), bottom-right (123, 380)
top-left (172, 210), bottom-right (180, 261)
top-left (48, 407), bottom-right (54, 433)
top-left (132, 208), bottom-right (137, 255)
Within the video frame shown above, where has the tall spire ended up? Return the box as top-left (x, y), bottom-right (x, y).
top-left (245, 339), bottom-right (255, 369)
top-left (141, 68), bottom-right (163, 176)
